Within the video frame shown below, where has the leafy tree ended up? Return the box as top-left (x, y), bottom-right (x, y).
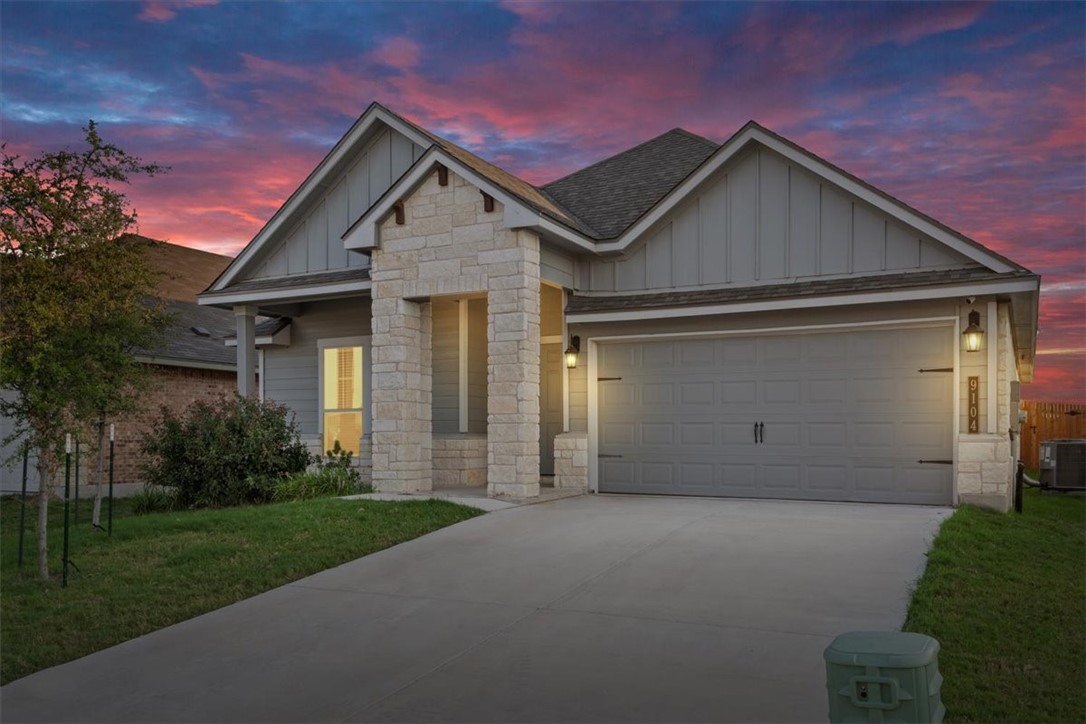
top-left (1, 122), bottom-right (168, 580)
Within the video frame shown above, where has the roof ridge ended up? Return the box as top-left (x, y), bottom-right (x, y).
top-left (542, 128), bottom-right (711, 189)
top-left (669, 127), bottom-right (720, 149)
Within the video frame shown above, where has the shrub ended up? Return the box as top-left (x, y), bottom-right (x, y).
top-left (141, 396), bottom-right (311, 508)
top-left (129, 485), bottom-right (177, 515)
top-left (273, 441), bottom-right (366, 502)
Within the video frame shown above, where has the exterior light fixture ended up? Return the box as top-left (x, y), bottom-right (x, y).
top-left (962, 310), bottom-right (984, 352)
top-left (564, 335), bottom-right (581, 369)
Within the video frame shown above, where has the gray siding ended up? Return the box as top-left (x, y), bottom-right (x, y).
top-left (262, 298), bottom-right (371, 437)
top-left (246, 128), bottom-right (425, 281)
top-left (541, 244), bottom-right (575, 287)
top-left (587, 146), bottom-right (977, 292)
top-left (432, 299), bottom-right (459, 434)
top-left (468, 298), bottom-right (487, 433)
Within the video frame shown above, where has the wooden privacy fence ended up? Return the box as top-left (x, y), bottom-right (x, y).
top-left (1019, 401), bottom-right (1086, 470)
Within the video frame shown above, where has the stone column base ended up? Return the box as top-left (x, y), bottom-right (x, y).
top-left (433, 434), bottom-right (487, 487)
top-left (554, 432), bottom-right (589, 491)
top-left (957, 433), bottom-right (1013, 512)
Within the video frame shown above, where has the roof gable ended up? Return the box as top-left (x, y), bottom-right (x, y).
top-left (542, 129), bottom-right (718, 240)
top-left (205, 103), bottom-right (434, 294)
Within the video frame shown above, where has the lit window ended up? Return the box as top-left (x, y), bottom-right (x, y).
top-left (322, 346), bottom-right (363, 455)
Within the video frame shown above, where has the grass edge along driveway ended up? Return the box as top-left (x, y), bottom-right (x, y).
top-left (904, 489), bottom-right (1085, 723)
top-left (0, 496), bottom-right (483, 684)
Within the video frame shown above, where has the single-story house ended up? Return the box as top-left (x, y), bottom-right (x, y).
top-left (1, 237), bottom-right (239, 491)
top-left (199, 103), bottom-right (1039, 511)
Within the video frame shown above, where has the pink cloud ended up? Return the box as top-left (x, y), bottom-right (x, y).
top-left (138, 0), bottom-right (217, 23)
top-left (369, 36), bottom-right (422, 69)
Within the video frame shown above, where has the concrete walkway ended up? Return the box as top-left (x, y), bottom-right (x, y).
top-left (1, 495), bottom-right (949, 723)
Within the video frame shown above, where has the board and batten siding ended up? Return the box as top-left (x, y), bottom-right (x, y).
top-left (587, 146), bottom-right (975, 293)
top-left (431, 297), bottom-right (488, 435)
top-left (467, 298), bottom-right (487, 433)
top-left (541, 244), bottom-right (575, 288)
top-left (262, 298), bottom-right (371, 438)
top-left (432, 299), bottom-right (459, 434)
top-left (247, 128), bottom-right (425, 280)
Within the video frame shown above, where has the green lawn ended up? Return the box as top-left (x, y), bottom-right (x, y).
top-left (0, 494), bottom-right (483, 684)
top-left (904, 488), bottom-right (1085, 723)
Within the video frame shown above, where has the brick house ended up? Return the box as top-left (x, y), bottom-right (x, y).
top-left (199, 103), bottom-right (1039, 511)
top-left (0, 238), bottom-right (239, 490)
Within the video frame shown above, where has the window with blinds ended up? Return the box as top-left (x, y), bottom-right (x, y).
top-left (322, 345), bottom-right (363, 455)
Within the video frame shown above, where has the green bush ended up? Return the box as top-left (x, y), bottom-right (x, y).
top-left (129, 485), bottom-right (177, 515)
top-left (273, 441), bottom-right (367, 502)
top-left (141, 396), bottom-right (311, 508)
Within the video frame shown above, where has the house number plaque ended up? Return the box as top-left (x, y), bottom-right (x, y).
top-left (968, 376), bottom-right (979, 433)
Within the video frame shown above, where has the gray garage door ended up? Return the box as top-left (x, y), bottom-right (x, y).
top-left (597, 326), bottom-right (953, 505)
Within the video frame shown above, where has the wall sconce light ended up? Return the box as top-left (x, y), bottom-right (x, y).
top-left (962, 310), bottom-right (984, 352)
top-left (564, 335), bottom-right (581, 369)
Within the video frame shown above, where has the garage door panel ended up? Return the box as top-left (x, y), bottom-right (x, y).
top-left (763, 380), bottom-right (801, 404)
top-left (721, 380), bottom-right (757, 404)
top-left (641, 382), bottom-right (674, 406)
top-left (721, 338), bottom-right (758, 365)
top-left (598, 327), bottom-right (953, 505)
top-left (641, 342), bottom-right (675, 368)
top-left (640, 422), bottom-right (674, 446)
top-left (680, 340), bottom-right (717, 366)
top-left (807, 465), bottom-right (848, 491)
top-left (680, 381), bottom-right (716, 405)
top-left (808, 422), bottom-right (847, 448)
top-left (808, 378), bottom-right (847, 404)
top-left (763, 464), bottom-right (801, 490)
top-left (721, 422), bottom-right (756, 445)
top-left (680, 422), bottom-right (715, 447)
top-left (679, 463), bottom-right (716, 487)
top-left (640, 462), bottom-right (674, 485)
top-left (761, 422), bottom-right (800, 446)
top-left (601, 421), bottom-right (636, 446)
top-left (855, 422), bottom-right (895, 449)
top-left (763, 337), bottom-right (802, 364)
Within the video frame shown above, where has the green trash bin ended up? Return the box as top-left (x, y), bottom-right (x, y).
top-left (824, 631), bottom-right (944, 723)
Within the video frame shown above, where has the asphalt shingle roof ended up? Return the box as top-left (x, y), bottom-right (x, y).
top-left (565, 268), bottom-right (1037, 314)
top-left (542, 129), bottom-right (720, 240)
top-left (137, 299), bottom-right (236, 367)
top-left (206, 267), bottom-right (370, 296)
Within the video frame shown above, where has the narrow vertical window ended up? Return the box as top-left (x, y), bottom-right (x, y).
top-left (322, 345), bottom-right (363, 454)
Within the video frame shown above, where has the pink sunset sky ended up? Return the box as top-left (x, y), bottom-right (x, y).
top-left (2, 1), bottom-right (1083, 401)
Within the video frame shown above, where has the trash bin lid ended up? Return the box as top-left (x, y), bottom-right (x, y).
top-left (824, 631), bottom-right (940, 668)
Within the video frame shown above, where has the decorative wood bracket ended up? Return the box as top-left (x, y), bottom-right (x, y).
top-left (481, 191), bottom-right (494, 213)
top-left (437, 164), bottom-right (448, 186)
top-left (393, 200), bottom-right (405, 225)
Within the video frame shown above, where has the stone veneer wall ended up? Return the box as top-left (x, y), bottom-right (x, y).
top-left (433, 434), bottom-right (487, 487)
top-left (956, 301), bottom-right (1016, 512)
top-left (553, 432), bottom-right (588, 491)
top-left (369, 170), bottom-right (541, 497)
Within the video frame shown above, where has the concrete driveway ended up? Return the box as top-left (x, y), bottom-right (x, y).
top-left (1, 495), bottom-right (948, 723)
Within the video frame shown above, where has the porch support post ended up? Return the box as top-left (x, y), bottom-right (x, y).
top-left (233, 304), bottom-right (258, 397)
top-left (487, 230), bottom-right (541, 498)
top-left (370, 295), bottom-right (433, 493)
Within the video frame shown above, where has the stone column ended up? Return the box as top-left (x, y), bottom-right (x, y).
top-left (233, 304), bottom-right (258, 397)
top-left (486, 231), bottom-right (541, 498)
top-left (370, 295), bottom-right (433, 493)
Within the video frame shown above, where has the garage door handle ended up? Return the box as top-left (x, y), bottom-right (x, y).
top-left (599, 454), bottom-right (623, 459)
top-left (753, 422), bottom-right (765, 444)
top-left (917, 459), bottom-right (953, 465)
